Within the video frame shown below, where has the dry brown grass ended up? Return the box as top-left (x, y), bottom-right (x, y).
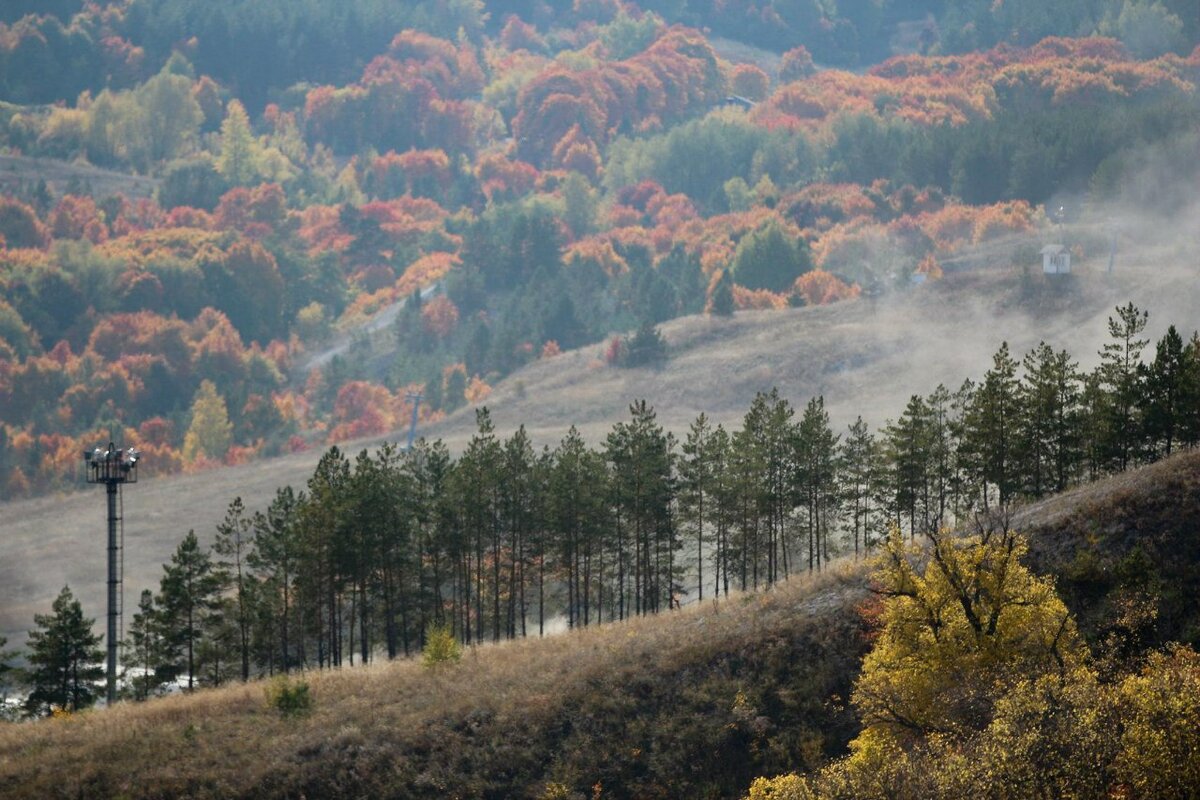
top-left (0, 560), bottom-right (872, 799)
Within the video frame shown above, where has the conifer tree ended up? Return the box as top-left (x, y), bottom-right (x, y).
top-left (1018, 342), bottom-right (1082, 496)
top-left (606, 401), bottom-right (677, 614)
top-left (710, 269), bottom-right (735, 316)
top-left (214, 497), bottom-right (254, 681)
top-left (1142, 325), bottom-right (1186, 458)
top-left (795, 396), bottom-right (839, 570)
top-left (964, 342), bottom-right (1021, 509)
top-left (299, 447), bottom-right (351, 667)
top-left (124, 589), bottom-right (169, 700)
top-left (884, 395), bottom-right (932, 539)
top-left (679, 413), bottom-right (715, 599)
top-left (841, 416), bottom-right (878, 557)
top-left (622, 320), bottom-right (668, 367)
top-left (24, 586), bottom-right (104, 715)
top-left (455, 410), bottom-right (503, 643)
top-left (250, 486), bottom-right (302, 672)
top-left (1097, 303), bottom-right (1149, 471)
top-left (706, 424), bottom-right (735, 596)
top-left (158, 530), bottom-right (224, 690)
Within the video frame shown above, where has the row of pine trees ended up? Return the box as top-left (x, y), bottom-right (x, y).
top-left (8, 302), bottom-right (1200, 708)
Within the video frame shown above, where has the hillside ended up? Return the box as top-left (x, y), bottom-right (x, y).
top-left (1018, 448), bottom-right (1200, 652)
top-left (1, 220), bottom-right (1197, 647)
top-left (0, 562), bottom-right (872, 799)
top-left (3, 447), bottom-right (1200, 798)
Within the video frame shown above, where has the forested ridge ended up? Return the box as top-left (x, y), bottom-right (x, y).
top-left (1, 0), bottom-right (1198, 497)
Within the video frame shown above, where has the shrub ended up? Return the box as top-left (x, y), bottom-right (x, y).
top-left (265, 676), bottom-right (312, 717)
top-left (422, 624), bottom-right (462, 668)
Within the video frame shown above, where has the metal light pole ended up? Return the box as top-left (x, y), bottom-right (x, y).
top-left (83, 443), bottom-right (140, 705)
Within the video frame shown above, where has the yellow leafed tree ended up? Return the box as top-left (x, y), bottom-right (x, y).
top-left (182, 379), bottom-right (233, 463)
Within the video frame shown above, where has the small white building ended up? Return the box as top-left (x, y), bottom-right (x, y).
top-left (1041, 244), bottom-right (1071, 275)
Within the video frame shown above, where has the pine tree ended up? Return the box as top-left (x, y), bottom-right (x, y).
top-left (679, 413), bottom-right (715, 600)
top-left (182, 379), bottom-right (233, 463)
top-left (299, 447), bottom-right (351, 667)
top-left (964, 342), bottom-right (1021, 509)
top-left (841, 417), bottom-right (877, 557)
top-left (158, 530), bottom-right (224, 690)
top-left (795, 396), bottom-right (839, 570)
top-left (1142, 325), bottom-right (1186, 458)
top-left (1019, 343), bottom-right (1082, 496)
top-left (622, 320), bottom-right (668, 367)
top-left (454, 410), bottom-right (503, 643)
top-left (123, 589), bottom-right (169, 700)
top-left (24, 586), bottom-right (104, 715)
top-left (606, 401), bottom-right (677, 615)
top-left (214, 497), bottom-right (254, 681)
top-left (709, 269), bottom-right (735, 316)
top-left (250, 486), bottom-right (302, 672)
top-left (1097, 302), bottom-right (1149, 471)
top-left (744, 390), bottom-right (795, 581)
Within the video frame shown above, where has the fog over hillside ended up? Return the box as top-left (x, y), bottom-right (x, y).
top-left (1, 178), bottom-right (1196, 646)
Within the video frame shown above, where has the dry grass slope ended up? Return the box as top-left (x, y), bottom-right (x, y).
top-left (0, 564), bottom-right (872, 800)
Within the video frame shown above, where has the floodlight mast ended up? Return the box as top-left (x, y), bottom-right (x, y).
top-left (83, 442), bottom-right (139, 705)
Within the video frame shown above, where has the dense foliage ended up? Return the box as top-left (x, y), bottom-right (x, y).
top-left (1, 1), bottom-right (1197, 496)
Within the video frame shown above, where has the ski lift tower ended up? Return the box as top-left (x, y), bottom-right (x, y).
top-left (83, 442), bottom-right (140, 705)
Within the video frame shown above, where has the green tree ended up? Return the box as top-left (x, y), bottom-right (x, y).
top-left (883, 395), bottom-right (933, 539)
top-left (964, 342), bottom-right (1021, 509)
top-left (182, 379), bottom-right (234, 463)
top-left (1097, 303), bottom-right (1149, 471)
top-left (731, 220), bottom-right (812, 293)
top-left (679, 413), bottom-right (716, 599)
top-left (132, 69), bottom-right (203, 169)
top-left (606, 401), bottom-right (678, 616)
top-left (841, 416), bottom-right (878, 557)
top-left (214, 497), bottom-right (253, 681)
top-left (1108, 0), bottom-right (1185, 58)
top-left (23, 586), bottom-right (104, 715)
top-left (159, 530), bottom-right (224, 690)
top-left (250, 486), bottom-right (302, 672)
top-left (123, 589), bottom-right (169, 700)
top-left (1142, 325), bottom-right (1186, 458)
top-left (622, 321), bottom-right (668, 367)
top-left (1018, 342), bottom-right (1081, 496)
top-left (795, 395), bottom-right (839, 572)
top-left (421, 624), bottom-right (461, 667)
top-left (710, 269), bottom-right (735, 316)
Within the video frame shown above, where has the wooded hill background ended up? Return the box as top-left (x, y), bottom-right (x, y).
top-left (0, 0), bottom-right (1197, 498)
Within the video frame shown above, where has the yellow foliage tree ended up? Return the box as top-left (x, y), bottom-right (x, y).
top-left (182, 379), bottom-right (233, 463)
top-left (852, 523), bottom-right (1085, 744)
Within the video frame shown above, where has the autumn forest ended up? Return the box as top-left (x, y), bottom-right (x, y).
top-left (2, 1), bottom-right (1200, 797)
